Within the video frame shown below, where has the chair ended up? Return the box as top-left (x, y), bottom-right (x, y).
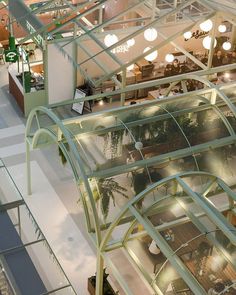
top-left (0, 47), bottom-right (5, 64)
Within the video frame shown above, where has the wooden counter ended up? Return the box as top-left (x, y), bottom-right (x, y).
top-left (8, 63), bottom-right (47, 116)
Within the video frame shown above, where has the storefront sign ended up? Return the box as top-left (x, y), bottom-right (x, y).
top-left (26, 20), bottom-right (44, 47)
top-left (4, 49), bottom-right (18, 62)
top-left (184, 30), bottom-right (208, 41)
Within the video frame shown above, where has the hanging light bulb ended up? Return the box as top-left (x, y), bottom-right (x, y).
top-left (202, 36), bottom-right (217, 50)
top-left (183, 31), bottom-right (192, 40)
top-left (104, 34), bottom-right (118, 47)
top-left (127, 64), bottom-right (134, 71)
top-left (143, 47), bottom-right (158, 61)
top-left (127, 38), bottom-right (135, 47)
top-left (144, 27), bottom-right (158, 42)
top-left (222, 41), bottom-right (231, 50)
top-left (200, 19), bottom-right (213, 32)
top-left (135, 141), bottom-right (143, 150)
top-left (218, 24), bottom-right (227, 33)
top-left (165, 53), bottom-right (175, 63)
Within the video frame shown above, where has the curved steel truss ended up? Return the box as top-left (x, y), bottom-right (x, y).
top-left (26, 75), bottom-right (236, 294)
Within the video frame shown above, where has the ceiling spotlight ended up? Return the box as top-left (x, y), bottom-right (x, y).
top-left (224, 72), bottom-right (230, 79)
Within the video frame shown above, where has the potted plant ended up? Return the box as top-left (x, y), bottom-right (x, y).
top-left (88, 269), bottom-right (119, 295)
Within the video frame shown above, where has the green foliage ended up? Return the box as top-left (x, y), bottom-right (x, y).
top-left (95, 178), bottom-right (128, 219)
top-left (58, 146), bottom-right (67, 165)
top-left (110, 130), bottom-right (124, 159)
top-left (89, 269), bottom-right (118, 294)
top-left (58, 134), bottom-right (70, 166)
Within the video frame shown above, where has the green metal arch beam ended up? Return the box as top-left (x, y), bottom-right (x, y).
top-left (163, 75), bottom-right (236, 136)
top-left (26, 106), bottom-right (102, 245)
top-left (175, 196), bottom-right (236, 270)
top-left (176, 176), bottom-right (236, 245)
top-left (99, 172), bottom-right (235, 294)
top-left (100, 171), bottom-right (235, 251)
top-left (32, 128), bottom-right (79, 180)
top-left (129, 206), bottom-right (208, 295)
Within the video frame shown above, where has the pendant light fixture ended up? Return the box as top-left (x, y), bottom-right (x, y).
top-left (202, 36), bottom-right (217, 49)
top-left (104, 34), bottom-right (118, 47)
top-left (200, 19), bottom-right (213, 32)
top-left (143, 47), bottom-right (158, 61)
top-left (144, 27), bottom-right (158, 42)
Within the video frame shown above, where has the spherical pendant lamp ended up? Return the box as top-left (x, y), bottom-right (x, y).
top-left (218, 24), bottom-right (226, 33)
top-left (202, 36), bottom-right (217, 49)
top-left (183, 31), bottom-right (192, 40)
top-left (144, 27), bottom-right (158, 42)
top-left (104, 34), bottom-right (118, 47)
top-left (165, 53), bottom-right (175, 63)
top-left (200, 19), bottom-right (213, 32)
top-left (127, 38), bottom-right (135, 47)
top-left (143, 47), bottom-right (158, 61)
top-left (222, 41), bottom-right (231, 50)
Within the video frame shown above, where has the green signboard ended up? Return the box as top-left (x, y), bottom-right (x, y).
top-left (4, 49), bottom-right (18, 62)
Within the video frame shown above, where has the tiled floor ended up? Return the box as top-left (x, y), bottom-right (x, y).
top-left (0, 63), bottom-right (97, 294)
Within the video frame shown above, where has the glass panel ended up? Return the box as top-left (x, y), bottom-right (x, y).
top-left (107, 247), bottom-right (154, 295)
top-left (0, 166), bottom-right (22, 205)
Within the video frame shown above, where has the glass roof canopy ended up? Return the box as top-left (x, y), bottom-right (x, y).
top-left (25, 76), bottom-right (236, 294)
top-left (15, 0), bottom-right (236, 88)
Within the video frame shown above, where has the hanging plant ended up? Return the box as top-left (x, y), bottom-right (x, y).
top-left (58, 134), bottom-right (70, 166)
top-left (110, 129), bottom-right (124, 159)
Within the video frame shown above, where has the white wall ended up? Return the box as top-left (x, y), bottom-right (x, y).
top-left (47, 42), bottom-right (75, 104)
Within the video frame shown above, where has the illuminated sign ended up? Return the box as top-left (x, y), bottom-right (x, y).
top-left (4, 49), bottom-right (18, 62)
top-left (184, 30), bottom-right (208, 41)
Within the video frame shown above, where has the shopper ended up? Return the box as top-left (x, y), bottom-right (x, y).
top-left (212, 50), bottom-right (223, 67)
top-left (164, 64), bottom-right (173, 77)
top-left (230, 51), bottom-right (236, 64)
top-left (171, 58), bottom-right (181, 75)
top-left (222, 53), bottom-right (230, 65)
